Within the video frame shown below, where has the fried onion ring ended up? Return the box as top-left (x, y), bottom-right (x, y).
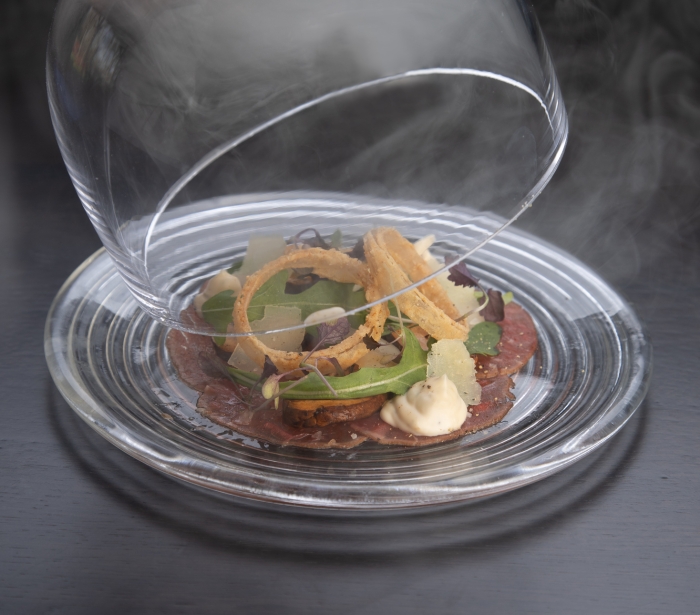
top-left (233, 248), bottom-right (388, 372)
top-left (364, 228), bottom-right (470, 341)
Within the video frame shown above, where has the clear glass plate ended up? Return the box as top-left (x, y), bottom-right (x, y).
top-left (45, 202), bottom-right (651, 509)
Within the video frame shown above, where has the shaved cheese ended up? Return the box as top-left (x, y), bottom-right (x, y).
top-left (413, 234), bottom-right (436, 257)
top-left (356, 344), bottom-right (401, 368)
top-left (250, 305), bottom-right (304, 351)
top-left (427, 339), bottom-right (481, 406)
top-left (413, 234), bottom-right (442, 273)
top-left (228, 344), bottom-right (263, 374)
top-left (412, 235), bottom-right (483, 326)
top-left (437, 273), bottom-right (484, 327)
top-left (206, 269), bottom-right (242, 296)
top-left (236, 235), bottom-right (287, 280)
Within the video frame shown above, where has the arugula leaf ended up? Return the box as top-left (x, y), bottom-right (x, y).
top-left (247, 271), bottom-right (366, 322)
top-left (347, 309), bottom-right (368, 330)
top-left (228, 329), bottom-right (428, 400)
top-left (330, 229), bottom-right (342, 249)
top-left (227, 260), bottom-right (243, 274)
top-left (465, 321), bottom-right (502, 356)
top-left (201, 290), bottom-right (236, 334)
top-left (202, 272), bottom-right (368, 342)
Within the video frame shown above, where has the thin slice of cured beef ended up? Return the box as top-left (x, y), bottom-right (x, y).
top-left (349, 375), bottom-right (515, 446)
top-left (166, 307), bottom-right (225, 393)
top-left (197, 380), bottom-right (368, 449)
top-left (475, 303), bottom-right (537, 380)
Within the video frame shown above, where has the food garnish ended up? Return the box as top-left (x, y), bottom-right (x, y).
top-left (426, 339), bottom-right (481, 406)
top-left (232, 248), bottom-right (388, 373)
top-left (380, 374), bottom-right (468, 437)
top-left (166, 227), bottom-right (539, 448)
top-left (364, 228), bottom-right (469, 340)
top-left (465, 322), bottom-right (503, 356)
top-left (228, 327), bottom-right (428, 400)
top-left (447, 260), bottom-right (481, 289)
top-left (480, 289), bottom-right (506, 322)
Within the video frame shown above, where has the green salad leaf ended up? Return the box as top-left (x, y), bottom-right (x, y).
top-left (465, 321), bottom-right (502, 356)
top-left (228, 328), bottom-right (428, 400)
top-left (247, 271), bottom-right (366, 321)
top-left (227, 260), bottom-right (243, 274)
top-left (329, 229), bottom-right (343, 249)
top-left (202, 290), bottom-right (236, 334)
top-left (201, 271), bottom-right (368, 334)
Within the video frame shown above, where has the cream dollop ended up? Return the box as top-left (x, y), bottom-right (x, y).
top-left (380, 374), bottom-right (469, 436)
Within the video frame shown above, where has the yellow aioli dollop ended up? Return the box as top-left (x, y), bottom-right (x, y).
top-left (380, 375), bottom-right (470, 437)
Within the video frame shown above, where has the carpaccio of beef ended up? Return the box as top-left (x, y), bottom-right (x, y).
top-left (474, 303), bottom-right (538, 380)
top-left (165, 307), bottom-right (222, 393)
top-left (197, 380), bottom-right (369, 449)
top-left (165, 304), bottom-right (536, 449)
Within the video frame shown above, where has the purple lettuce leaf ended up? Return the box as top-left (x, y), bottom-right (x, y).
top-left (480, 289), bottom-right (505, 322)
top-left (317, 317), bottom-right (351, 347)
top-left (447, 260), bottom-right (480, 288)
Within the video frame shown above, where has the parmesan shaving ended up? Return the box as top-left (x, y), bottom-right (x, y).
top-left (236, 235), bottom-right (287, 280)
top-left (437, 274), bottom-right (484, 327)
top-left (250, 305), bottom-right (305, 351)
top-left (413, 234), bottom-right (484, 326)
top-left (304, 306), bottom-right (346, 326)
top-left (228, 344), bottom-right (263, 374)
top-left (427, 339), bottom-right (481, 406)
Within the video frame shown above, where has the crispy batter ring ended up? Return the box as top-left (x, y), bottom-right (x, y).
top-left (365, 228), bottom-right (470, 341)
top-left (233, 248), bottom-right (388, 371)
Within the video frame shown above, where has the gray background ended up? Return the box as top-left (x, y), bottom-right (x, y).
top-left (1, 1), bottom-right (699, 613)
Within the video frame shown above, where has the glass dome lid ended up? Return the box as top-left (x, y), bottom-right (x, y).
top-left (47, 0), bottom-right (568, 341)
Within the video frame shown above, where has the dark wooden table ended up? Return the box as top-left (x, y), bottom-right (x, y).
top-left (2, 1), bottom-right (699, 613)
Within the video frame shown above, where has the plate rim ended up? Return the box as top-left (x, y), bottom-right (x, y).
top-left (45, 229), bottom-right (652, 510)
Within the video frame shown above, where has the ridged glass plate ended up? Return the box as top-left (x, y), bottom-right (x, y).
top-left (45, 200), bottom-right (651, 509)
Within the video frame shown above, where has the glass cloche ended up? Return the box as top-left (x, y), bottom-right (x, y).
top-left (47, 0), bottom-right (568, 336)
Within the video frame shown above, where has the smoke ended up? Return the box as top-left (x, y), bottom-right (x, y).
top-left (521, 0), bottom-right (700, 284)
top-left (98, 0), bottom-right (700, 287)
top-left (4, 0), bottom-right (698, 286)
